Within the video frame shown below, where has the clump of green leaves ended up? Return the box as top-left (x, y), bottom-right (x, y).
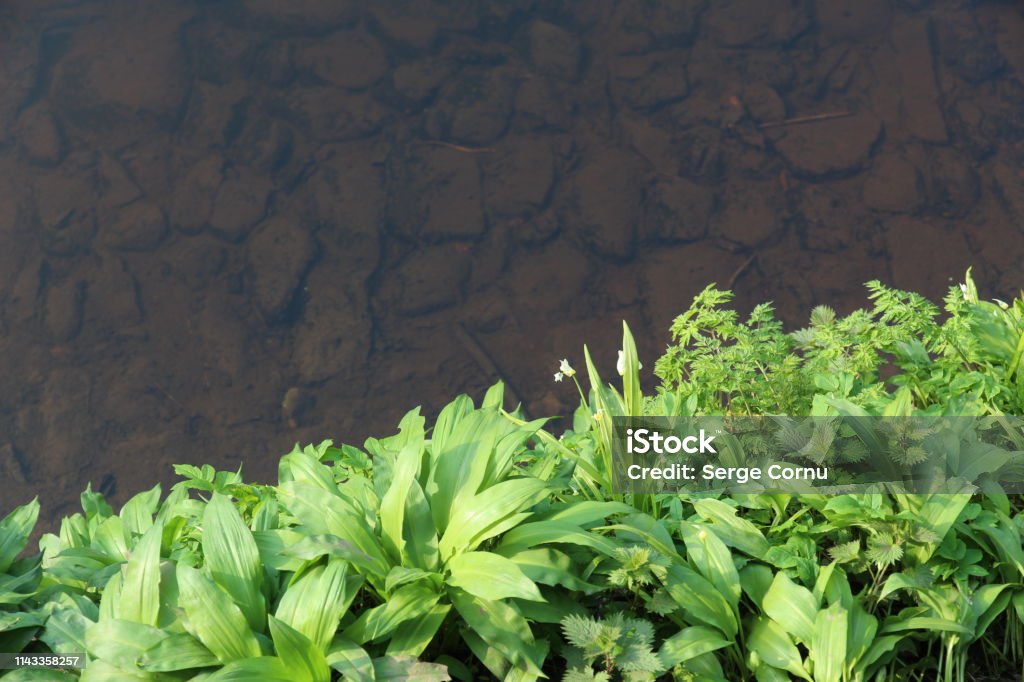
top-left (654, 271), bottom-right (1024, 417)
top-left (561, 612), bottom-right (664, 681)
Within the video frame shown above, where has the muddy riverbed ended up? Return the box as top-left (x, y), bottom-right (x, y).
top-left (2, 0), bottom-right (1024, 528)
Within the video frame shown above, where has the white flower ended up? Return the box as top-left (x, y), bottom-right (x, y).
top-left (616, 350), bottom-right (642, 376)
top-left (559, 358), bottom-right (576, 377)
top-left (960, 283), bottom-right (968, 296)
top-left (593, 409), bottom-right (604, 422)
top-left (993, 298), bottom-right (1009, 309)
top-left (554, 372), bottom-right (564, 382)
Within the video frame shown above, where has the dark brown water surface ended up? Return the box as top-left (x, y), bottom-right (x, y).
top-left (2, 0), bottom-right (1024, 528)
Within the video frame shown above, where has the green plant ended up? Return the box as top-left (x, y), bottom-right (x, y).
top-left (2, 269), bottom-right (1024, 681)
top-left (560, 612), bottom-right (664, 681)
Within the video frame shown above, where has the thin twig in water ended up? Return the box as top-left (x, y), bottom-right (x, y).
top-left (757, 111), bottom-right (854, 130)
top-left (453, 323), bottom-right (531, 418)
top-left (147, 384), bottom-right (184, 411)
top-left (726, 254), bottom-right (757, 290)
top-left (419, 140), bottom-right (496, 154)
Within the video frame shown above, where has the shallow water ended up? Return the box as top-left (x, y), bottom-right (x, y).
top-left (1, 0), bottom-right (1023, 527)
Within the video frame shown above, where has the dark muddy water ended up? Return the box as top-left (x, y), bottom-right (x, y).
top-left (1, 0), bottom-right (1024, 528)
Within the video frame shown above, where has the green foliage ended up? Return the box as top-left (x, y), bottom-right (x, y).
top-left (561, 612), bottom-right (664, 681)
top-left (653, 271), bottom-right (1024, 417)
top-left (2, 270), bottom-right (1024, 681)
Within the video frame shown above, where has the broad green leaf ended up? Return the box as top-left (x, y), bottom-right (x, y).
top-left (373, 655), bottom-right (451, 681)
top-left (277, 483), bottom-right (389, 582)
top-left (80, 659), bottom-right (167, 681)
top-left (202, 493), bottom-right (266, 632)
top-left (253, 529), bottom-right (306, 572)
top-left (449, 588), bottom-right (544, 677)
top-left (621, 322), bottom-right (644, 418)
top-left (384, 566), bottom-right (436, 594)
top-left (326, 636), bottom-right (375, 681)
top-left (427, 410), bottom-right (500, 534)
top-left (380, 426), bottom-right (426, 566)
top-left (206, 656), bottom-right (293, 681)
top-left (739, 563), bottom-right (774, 610)
top-left (99, 571), bottom-right (122, 622)
top-left (0, 499), bottom-right (39, 573)
top-left (343, 581), bottom-right (440, 645)
top-left (753, 662), bottom-right (792, 682)
top-left (764, 572), bottom-right (817, 644)
top-left (401, 479), bottom-right (439, 572)
top-left (446, 551), bottom-right (544, 602)
top-left (386, 604), bottom-right (450, 657)
top-left (879, 615), bottom-right (972, 636)
top-left (811, 603), bottom-right (847, 682)
top-left (40, 608), bottom-right (90, 655)
top-left (658, 626), bottom-right (731, 668)
top-left (661, 564), bottom-right (738, 638)
top-left (535, 501), bottom-right (636, 527)
top-left (281, 534), bottom-right (382, 577)
top-left (269, 615), bottom-right (330, 682)
top-left (968, 583), bottom-right (1013, 643)
top-left (119, 485), bottom-right (161, 536)
top-left (116, 521), bottom-right (163, 626)
top-left (276, 558), bottom-right (361, 652)
top-left (429, 396), bottom-right (475, 460)
top-left (497, 520), bottom-right (620, 558)
top-left (438, 478), bottom-right (549, 560)
top-left (692, 499), bottom-right (769, 557)
top-left (506, 548), bottom-right (598, 592)
top-left (91, 516), bottom-right (130, 563)
top-left (748, 616), bottom-right (811, 681)
top-left (910, 493), bottom-right (971, 562)
top-left (845, 601), bottom-right (878, 674)
top-left (176, 564), bottom-right (261, 662)
top-left (85, 618), bottom-right (166, 671)
top-left (679, 522), bottom-right (741, 609)
top-left (278, 449), bottom-right (338, 493)
top-left (139, 632), bottom-right (219, 672)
